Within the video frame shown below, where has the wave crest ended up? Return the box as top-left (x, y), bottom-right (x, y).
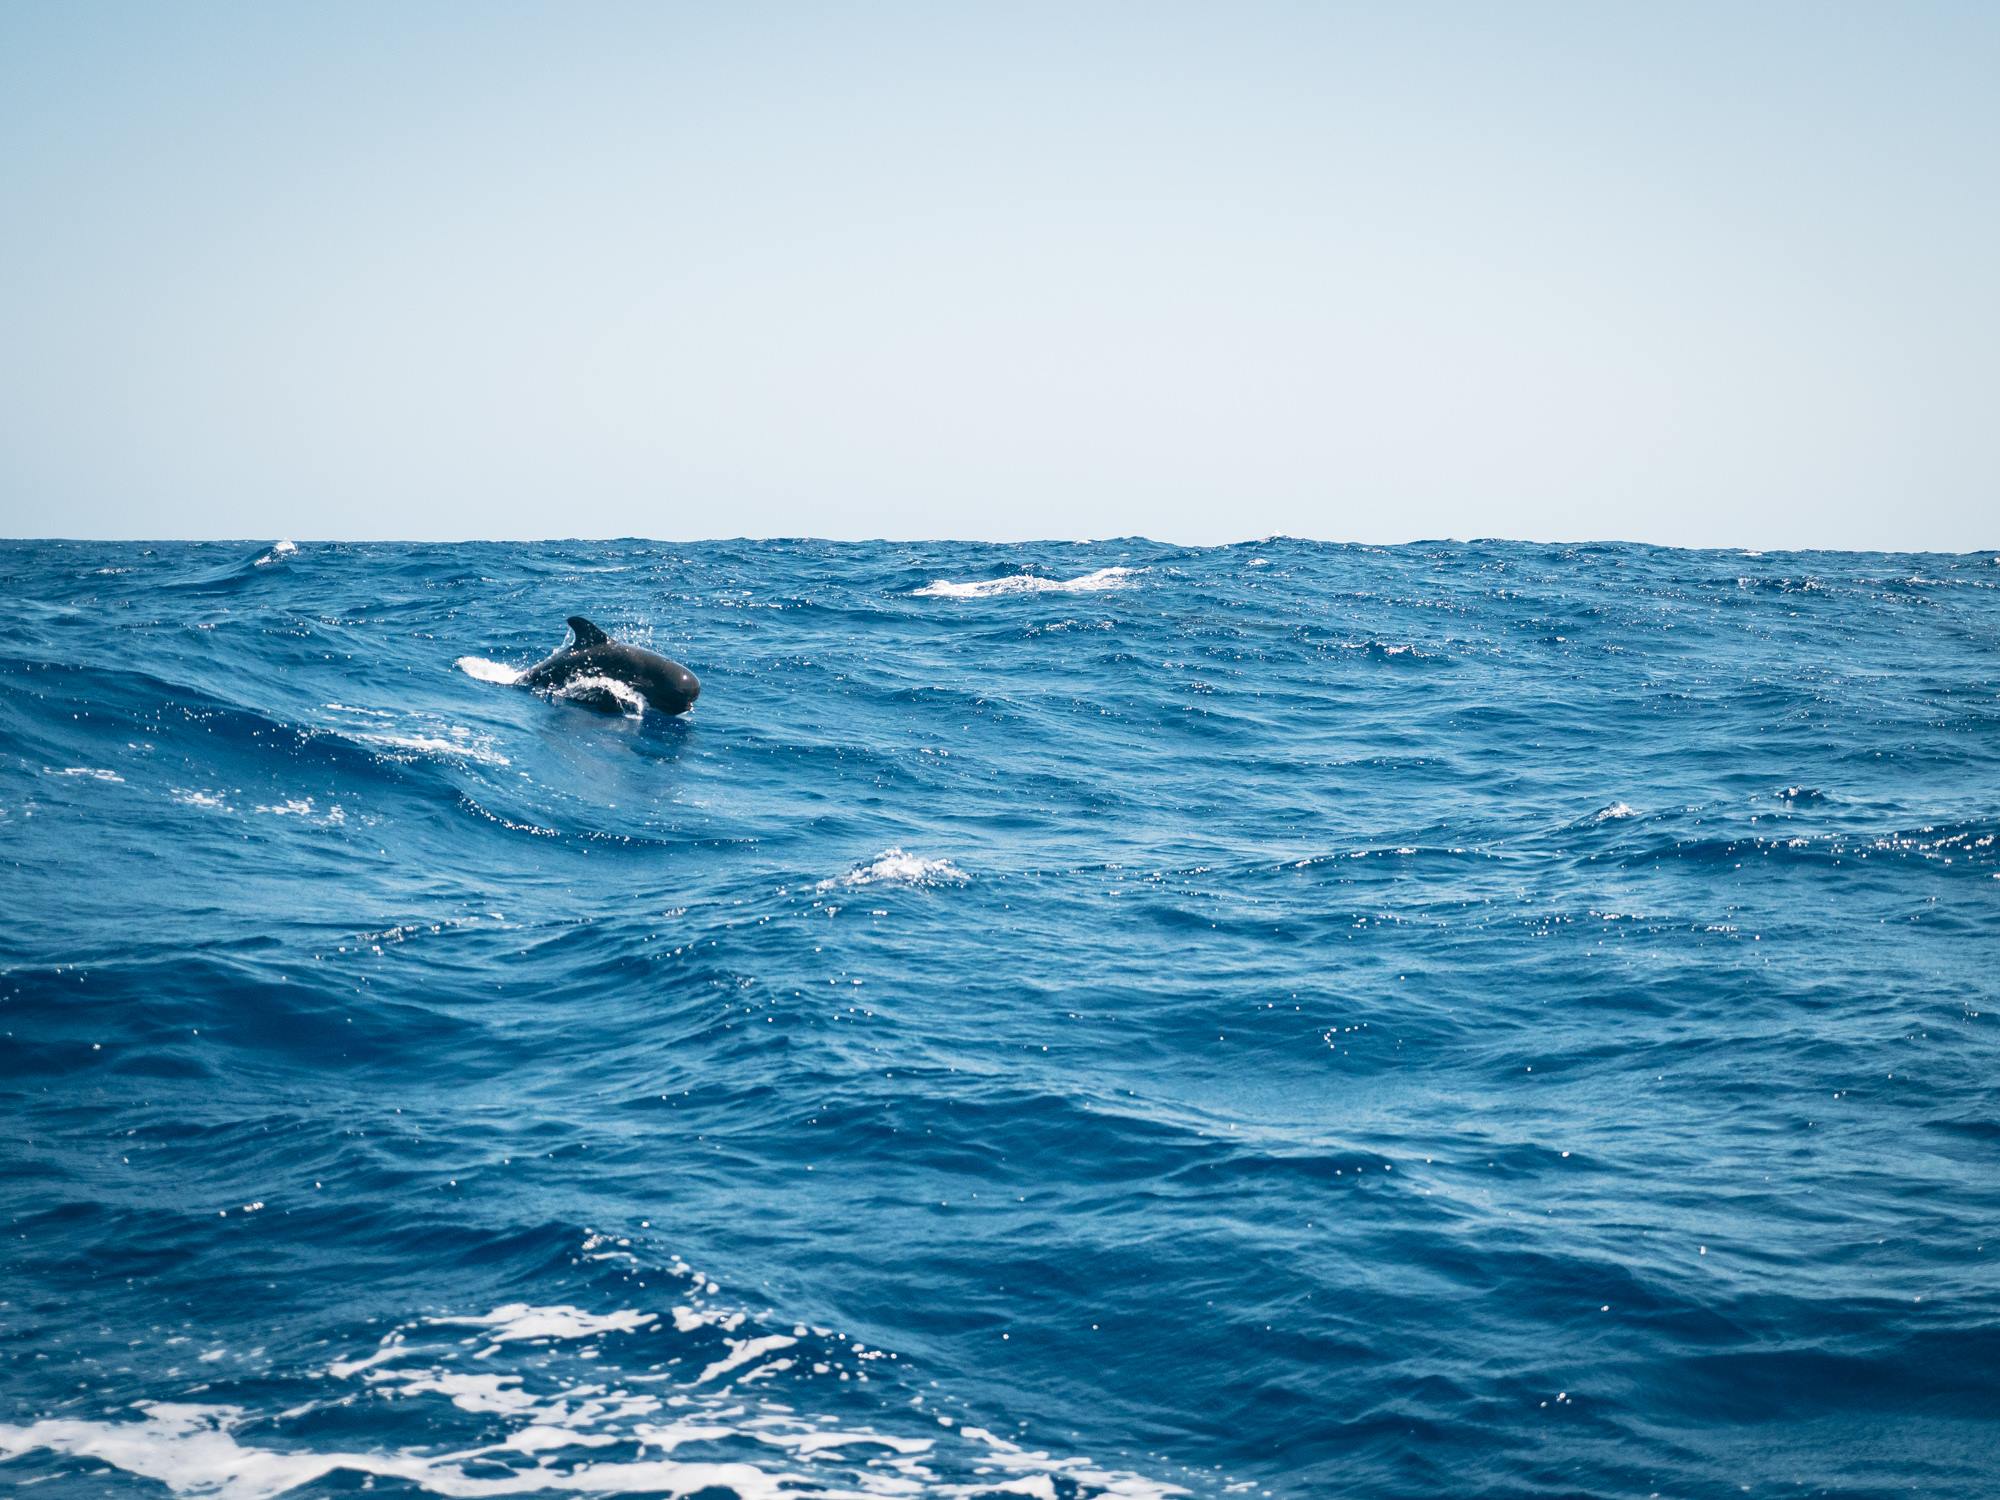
top-left (455, 655), bottom-right (523, 685)
top-left (915, 566), bottom-right (1138, 598)
top-left (818, 848), bottom-right (970, 891)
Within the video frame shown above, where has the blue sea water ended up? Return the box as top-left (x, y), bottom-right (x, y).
top-left (1, 537), bottom-right (1997, 1500)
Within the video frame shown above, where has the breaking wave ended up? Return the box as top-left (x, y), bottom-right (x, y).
top-left (817, 848), bottom-right (971, 891)
top-left (914, 566), bottom-right (1140, 598)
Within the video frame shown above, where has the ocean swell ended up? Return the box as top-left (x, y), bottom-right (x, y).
top-left (3, 537), bottom-right (1997, 1500)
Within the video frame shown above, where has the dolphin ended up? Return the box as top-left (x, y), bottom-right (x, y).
top-left (521, 617), bottom-right (701, 716)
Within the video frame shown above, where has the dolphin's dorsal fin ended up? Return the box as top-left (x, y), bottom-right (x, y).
top-left (566, 616), bottom-right (610, 649)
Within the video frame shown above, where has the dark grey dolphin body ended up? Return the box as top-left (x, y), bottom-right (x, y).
top-left (522, 617), bottom-right (701, 716)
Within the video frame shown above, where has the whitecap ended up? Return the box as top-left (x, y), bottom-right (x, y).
top-left (915, 566), bottom-right (1139, 599)
top-left (455, 656), bottom-right (524, 685)
top-left (0, 1402), bottom-right (820, 1500)
top-left (425, 1304), bottom-right (657, 1343)
top-left (253, 797), bottom-right (346, 825)
top-left (818, 849), bottom-right (970, 891)
top-left (0, 1239), bottom-right (1184, 1500)
top-left (696, 1332), bottom-right (799, 1385)
top-left (252, 540), bottom-right (298, 567)
top-left (49, 766), bottom-right (124, 783)
top-left (1591, 802), bottom-right (1637, 822)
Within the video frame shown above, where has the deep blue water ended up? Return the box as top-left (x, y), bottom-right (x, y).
top-left (2, 538), bottom-right (1997, 1500)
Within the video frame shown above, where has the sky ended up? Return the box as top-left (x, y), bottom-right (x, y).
top-left (1, 2), bottom-right (1995, 548)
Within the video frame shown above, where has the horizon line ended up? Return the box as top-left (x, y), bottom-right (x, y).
top-left (4, 534), bottom-right (1997, 557)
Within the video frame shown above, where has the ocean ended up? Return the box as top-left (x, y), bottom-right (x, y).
top-left (1, 537), bottom-right (1996, 1500)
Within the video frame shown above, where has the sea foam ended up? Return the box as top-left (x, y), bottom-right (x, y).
top-left (455, 656), bottom-right (524, 685)
top-left (914, 566), bottom-right (1139, 598)
top-left (818, 848), bottom-right (970, 891)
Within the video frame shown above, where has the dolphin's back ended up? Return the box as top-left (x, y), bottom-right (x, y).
top-left (523, 617), bottom-right (700, 715)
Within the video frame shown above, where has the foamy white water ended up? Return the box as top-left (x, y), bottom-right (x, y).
top-left (0, 1261), bottom-right (1183, 1500)
top-left (455, 655), bottom-right (525, 685)
top-left (818, 848), bottom-right (970, 891)
top-left (915, 566), bottom-right (1139, 598)
top-left (424, 1303), bottom-right (657, 1342)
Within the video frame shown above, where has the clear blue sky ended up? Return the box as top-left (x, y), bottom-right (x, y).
top-left (2, 2), bottom-right (1995, 547)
